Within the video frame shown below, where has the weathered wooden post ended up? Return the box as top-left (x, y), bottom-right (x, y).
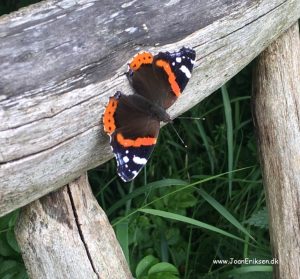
top-left (15, 174), bottom-right (131, 279)
top-left (252, 23), bottom-right (300, 278)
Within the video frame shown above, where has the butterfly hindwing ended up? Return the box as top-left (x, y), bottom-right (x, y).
top-left (110, 136), bottom-right (155, 182)
top-left (103, 92), bottom-right (159, 182)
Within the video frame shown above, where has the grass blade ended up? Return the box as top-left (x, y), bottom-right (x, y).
top-left (139, 209), bottom-right (245, 242)
top-left (221, 85), bottom-right (234, 196)
top-left (116, 220), bottom-right (129, 265)
top-left (197, 188), bottom-right (254, 240)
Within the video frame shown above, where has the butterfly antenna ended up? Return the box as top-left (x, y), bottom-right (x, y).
top-left (170, 122), bottom-right (187, 148)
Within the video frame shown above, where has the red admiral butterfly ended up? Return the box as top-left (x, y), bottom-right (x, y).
top-left (103, 47), bottom-right (196, 182)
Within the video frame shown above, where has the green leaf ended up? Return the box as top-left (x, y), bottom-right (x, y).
top-left (165, 228), bottom-right (180, 246)
top-left (148, 262), bottom-right (179, 275)
top-left (136, 255), bottom-right (159, 278)
top-left (0, 234), bottom-right (17, 257)
top-left (0, 215), bottom-right (12, 231)
top-left (13, 269), bottom-right (29, 279)
top-left (0, 260), bottom-right (18, 274)
top-left (0, 260), bottom-right (28, 279)
top-left (169, 191), bottom-right (197, 209)
top-left (6, 230), bottom-right (20, 253)
top-left (116, 220), bottom-right (129, 265)
top-left (8, 211), bottom-right (19, 228)
top-left (149, 273), bottom-right (179, 279)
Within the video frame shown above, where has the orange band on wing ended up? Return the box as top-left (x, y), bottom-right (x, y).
top-left (155, 59), bottom-right (181, 97)
top-left (117, 133), bottom-right (157, 147)
top-left (103, 97), bottom-right (118, 135)
top-left (129, 52), bottom-right (153, 71)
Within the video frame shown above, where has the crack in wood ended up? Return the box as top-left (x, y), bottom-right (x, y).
top-left (67, 184), bottom-right (100, 279)
top-left (199, 45), bottom-right (225, 60)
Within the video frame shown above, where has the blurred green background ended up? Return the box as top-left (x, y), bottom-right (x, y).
top-left (0, 1), bottom-right (271, 279)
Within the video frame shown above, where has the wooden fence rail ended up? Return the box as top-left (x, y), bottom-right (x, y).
top-left (1, 0), bottom-right (299, 217)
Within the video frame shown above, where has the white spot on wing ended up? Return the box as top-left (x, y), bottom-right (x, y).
top-left (179, 65), bottom-right (191, 78)
top-left (191, 60), bottom-right (195, 64)
top-left (123, 156), bottom-right (129, 163)
top-left (176, 57), bottom-right (182, 63)
top-left (125, 150), bottom-right (129, 154)
top-left (132, 170), bottom-right (138, 177)
top-left (172, 62), bottom-right (175, 66)
top-left (133, 156), bottom-right (147, 165)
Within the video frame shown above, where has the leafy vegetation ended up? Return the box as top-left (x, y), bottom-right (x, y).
top-left (0, 2), bottom-right (271, 278)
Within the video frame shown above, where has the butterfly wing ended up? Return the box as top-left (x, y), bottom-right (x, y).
top-left (110, 135), bottom-right (156, 182)
top-left (103, 91), bottom-right (159, 182)
top-left (154, 47), bottom-right (196, 94)
top-left (127, 52), bottom-right (171, 108)
top-left (128, 47), bottom-right (196, 110)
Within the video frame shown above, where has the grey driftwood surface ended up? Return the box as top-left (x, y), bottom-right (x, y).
top-left (252, 23), bottom-right (300, 279)
top-left (15, 173), bottom-right (132, 279)
top-left (0, 0), bottom-right (300, 217)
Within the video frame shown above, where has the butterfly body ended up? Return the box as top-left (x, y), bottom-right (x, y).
top-left (103, 47), bottom-right (196, 182)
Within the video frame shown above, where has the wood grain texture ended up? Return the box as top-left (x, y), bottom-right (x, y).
top-left (1, 0), bottom-right (300, 216)
top-left (15, 173), bottom-right (132, 279)
top-left (252, 23), bottom-right (300, 278)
